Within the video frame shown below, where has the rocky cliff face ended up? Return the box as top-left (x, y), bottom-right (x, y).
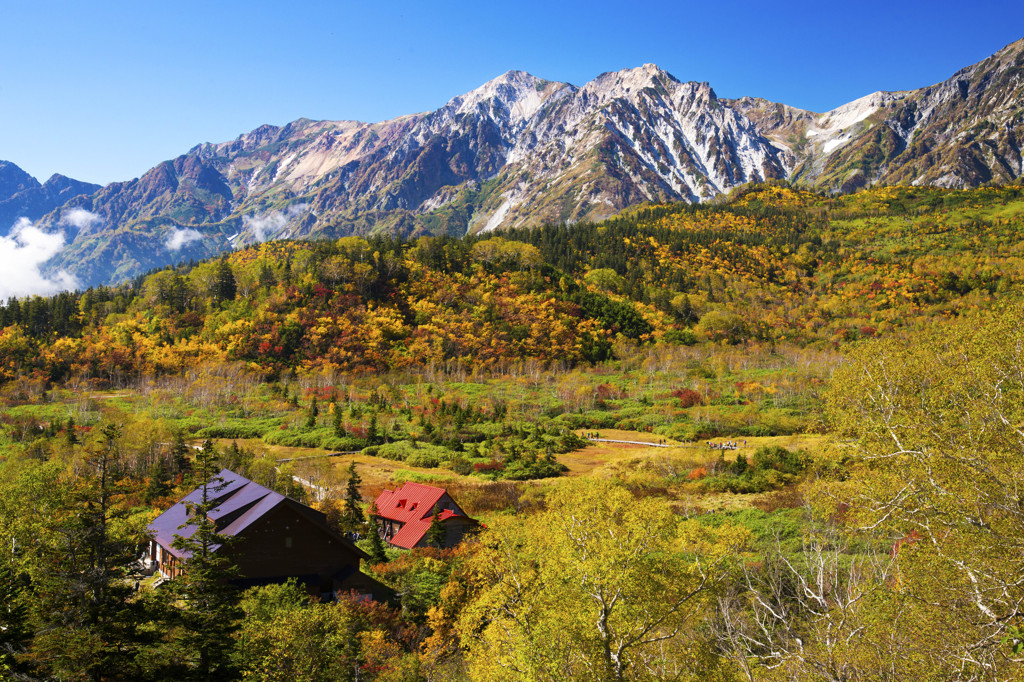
top-left (24, 37), bottom-right (1024, 287)
top-left (726, 37), bottom-right (1024, 192)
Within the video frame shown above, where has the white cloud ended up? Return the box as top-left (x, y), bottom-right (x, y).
top-left (165, 227), bottom-right (204, 251)
top-left (0, 218), bottom-right (80, 299)
top-left (61, 207), bottom-right (103, 230)
top-left (242, 203), bottom-right (309, 243)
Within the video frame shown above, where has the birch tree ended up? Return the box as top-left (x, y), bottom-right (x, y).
top-left (825, 305), bottom-right (1024, 677)
top-left (458, 478), bottom-right (746, 680)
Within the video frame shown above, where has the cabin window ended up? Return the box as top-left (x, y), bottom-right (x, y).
top-left (285, 537), bottom-right (293, 549)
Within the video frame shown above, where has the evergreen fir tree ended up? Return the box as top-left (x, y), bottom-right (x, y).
top-left (171, 429), bottom-right (191, 476)
top-left (732, 452), bottom-right (748, 475)
top-left (426, 505), bottom-right (447, 549)
top-left (367, 412), bottom-right (382, 445)
top-left (366, 502), bottom-right (389, 564)
top-left (257, 262), bottom-right (276, 290)
top-left (0, 563), bottom-right (29, 677)
top-left (65, 415), bottom-right (77, 445)
top-left (342, 462), bottom-right (364, 533)
top-left (143, 461), bottom-right (170, 503)
top-left (281, 258), bottom-right (293, 287)
top-left (332, 401), bottom-right (345, 438)
top-left (168, 442), bottom-right (241, 679)
top-left (25, 424), bottom-right (150, 679)
top-left (211, 259), bottom-right (237, 303)
top-left (306, 396), bottom-right (319, 429)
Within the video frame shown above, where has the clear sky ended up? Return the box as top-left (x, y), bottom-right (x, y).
top-left (2, 0), bottom-right (1022, 185)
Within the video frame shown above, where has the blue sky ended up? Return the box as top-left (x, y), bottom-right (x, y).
top-left (2, 0), bottom-right (1022, 185)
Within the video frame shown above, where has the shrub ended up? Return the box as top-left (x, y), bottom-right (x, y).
top-left (196, 424), bottom-right (261, 439)
top-left (406, 451), bottom-right (444, 468)
top-left (686, 467), bottom-right (708, 481)
top-left (663, 328), bottom-right (697, 345)
top-left (503, 458), bottom-right (567, 480)
top-left (671, 388), bottom-right (704, 408)
top-left (474, 460), bottom-right (504, 473)
top-left (595, 384), bottom-right (625, 400)
top-left (449, 455), bottom-right (473, 476)
top-left (752, 445), bottom-right (807, 475)
top-left (262, 428), bottom-right (363, 451)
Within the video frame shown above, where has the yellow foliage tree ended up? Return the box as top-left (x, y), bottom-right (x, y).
top-left (457, 478), bottom-right (746, 680)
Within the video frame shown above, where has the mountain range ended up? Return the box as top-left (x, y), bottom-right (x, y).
top-left (4, 37), bottom-right (1024, 289)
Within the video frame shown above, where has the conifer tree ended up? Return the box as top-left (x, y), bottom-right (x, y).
top-left (332, 401), bottom-right (345, 438)
top-left (366, 501), bottom-right (389, 564)
top-left (211, 259), bottom-right (237, 303)
top-left (306, 396), bottom-right (319, 429)
top-left (25, 424), bottom-right (150, 679)
top-left (257, 262), bottom-right (276, 290)
top-left (342, 462), bottom-right (364, 533)
top-left (367, 412), bottom-right (381, 445)
top-left (0, 563), bottom-right (28, 677)
top-left (170, 429), bottom-right (191, 476)
top-left (144, 460), bottom-right (170, 503)
top-left (64, 415), bottom-right (77, 445)
top-left (426, 505), bottom-right (447, 549)
top-left (168, 442), bottom-right (240, 679)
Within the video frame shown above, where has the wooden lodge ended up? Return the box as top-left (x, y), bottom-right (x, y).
top-left (147, 469), bottom-right (389, 601)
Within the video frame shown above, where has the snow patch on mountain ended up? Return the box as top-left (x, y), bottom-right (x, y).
top-left (823, 135), bottom-right (853, 155)
top-left (807, 91), bottom-right (907, 155)
top-left (481, 197), bottom-right (514, 233)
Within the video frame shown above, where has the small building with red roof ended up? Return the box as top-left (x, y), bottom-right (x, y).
top-left (373, 482), bottom-right (478, 549)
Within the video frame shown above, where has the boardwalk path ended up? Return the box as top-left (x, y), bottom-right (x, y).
top-left (586, 438), bottom-right (673, 448)
top-left (585, 438), bottom-right (735, 450)
top-left (275, 451), bottom-right (360, 463)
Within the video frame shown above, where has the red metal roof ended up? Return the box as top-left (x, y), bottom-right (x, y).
top-left (373, 482), bottom-right (471, 549)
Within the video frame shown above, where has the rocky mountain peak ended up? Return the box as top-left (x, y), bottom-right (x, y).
top-left (0, 163), bottom-right (100, 236)
top-left (584, 64), bottom-right (683, 102)
top-left (0, 161), bottom-right (41, 201)
top-left (444, 70), bottom-right (571, 127)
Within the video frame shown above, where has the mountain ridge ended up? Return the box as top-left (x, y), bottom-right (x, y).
top-left (10, 36), bottom-right (1024, 288)
top-left (0, 163), bottom-right (101, 235)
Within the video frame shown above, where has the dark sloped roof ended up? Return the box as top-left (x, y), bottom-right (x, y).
top-left (148, 468), bottom-right (366, 560)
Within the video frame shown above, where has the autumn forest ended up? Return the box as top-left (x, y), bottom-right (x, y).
top-left (3, 181), bottom-right (1024, 680)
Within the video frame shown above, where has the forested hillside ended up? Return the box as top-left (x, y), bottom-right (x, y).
top-left (3, 181), bottom-right (1024, 680)
top-left (3, 181), bottom-right (1023, 383)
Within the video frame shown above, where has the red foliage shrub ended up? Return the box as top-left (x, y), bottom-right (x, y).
top-left (672, 388), bottom-right (704, 408)
top-left (304, 386), bottom-right (340, 401)
top-left (686, 467), bottom-right (708, 481)
top-left (473, 460), bottom-right (505, 472)
top-left (595, 383), bottom-right (624, 400)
